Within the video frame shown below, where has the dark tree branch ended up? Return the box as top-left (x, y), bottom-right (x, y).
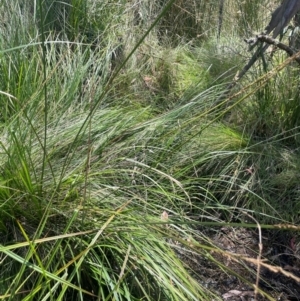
top-left (215, 34), bottom-right (300, 105)
top-left (245, 34), bottom-right (300, 63)
top-left (248, 0), bottom-right (300, 51)
top-left (264, 0), bottom-right (300, 38)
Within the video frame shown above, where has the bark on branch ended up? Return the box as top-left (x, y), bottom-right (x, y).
top-left (245, 34), bottom-right (300, 60)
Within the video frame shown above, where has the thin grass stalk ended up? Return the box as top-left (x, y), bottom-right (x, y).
top-left (55, 0), bottom-right (177, 196)
top-left (37, 0), bottom-right (48, 193)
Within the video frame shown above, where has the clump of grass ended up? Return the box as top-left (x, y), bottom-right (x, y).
top-left (1, 0), bottom-right (300, 300)
top-left (0, 0), bottom-right (221, 300)
top-left (193, 35), bottom-right (246, 84)
top-left (234, 0), bottom-right (267, 36)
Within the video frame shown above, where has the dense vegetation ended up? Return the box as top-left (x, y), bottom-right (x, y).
top-left (0, 0), bottom-right (299, 300)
